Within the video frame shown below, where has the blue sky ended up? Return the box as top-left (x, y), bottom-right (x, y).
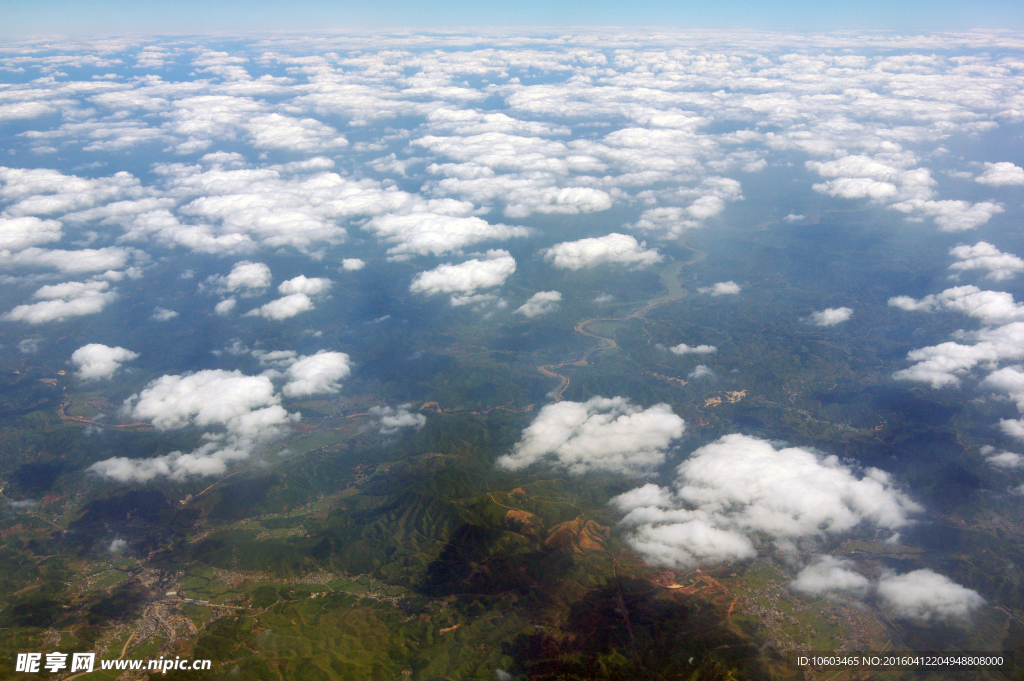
top-left (3, 0), bottom-right (1023, 37)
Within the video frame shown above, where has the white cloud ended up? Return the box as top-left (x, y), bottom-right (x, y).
top-left (367, 403), bottom-right (427, 435)
top-left (123, 369), bottom-right (279, 430)
top-left (214, 298), bottom-right (236, 315)
top-left (0, 165), bottom-right (148, 218)
top-left (890, 199), bottom-right (1003, 232)
top-left (876, 569), bottom-right (984, 621)
top-left (0, 216), bottom-right (63, 251)
top-left (985, 450), bottom-right (1024, 469)
top-left (790, 556), bottom-right (871, 597)
top-left (71, 343), bottom-right (139, 380)
top-left (975, 162), bottom-right (1024, 186)
top-left (89, 368), bottom-right (298, 482)
top-left (135, 162), bottom-right (408, 253)
top-left (282, 351), bottom-right (351, 397)
top-left (669, 343), bottom-right (717, 355)
top-left (0, 246), bottom-right (135, 274)
top-left (410, 249), bottom-right (516, 299)
top-left (495, 396), bottom-right (685, 476)
top-left (364, 212), bottom-right (530, 259)
top-left (124, 210), bottom-right (257, 255)
top-left (697, 281), bottom-right (741, 296)
top-left (17, 338), bottom-right (42, 354)
top-left (893, 322), bottom-right (1024, 388)
top-left (252, 349), bottom-right (297, 366)
top-left (980, 365), bottom-right (1024, 411)
top-left (278, 275), bottom-right (331, 296)
top-left (888, 286), bottom-right (1024, 325)
top-left (2, 280), bottom-right (118, 324)
top-left (949, 242), bottom-right (1024, 281)
top-left (449, 292), bottom-right (499, 308)
top-left (151, 307), bottom-right (178, 321)
top-left (687, 364), bottom-right (717, 380)
top-left (243, 113), bottom-right (348, 153)
top-left (627, 178), bottom-right (742, 239)
top-left (813, 178), bottom-right (898, 200)
top-left (542, 233), bottom-right (662, 270)
top-left (628, 207), bottom-right (698, 239)
top-left (244, 293), bottom-right (315, 320)
top-left (515, 291), bottom-right (561, 318)
top-left (206, 260), bottom-right (272, 295)
top-left (612, 434), bottom-right (920, 569)
top-left (341, 258), bottom-right (365, 271)
top-left (425, 107), bottom-right (571, 137)
top-left (809, 307), bottom-right (853, 326)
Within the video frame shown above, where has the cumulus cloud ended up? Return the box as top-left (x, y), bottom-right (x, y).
top-left (495, 396), bottom-right (685, 475)
top-left (611, 434), bottom-right (920, 569)
top-left (629, 207), bottom-right (697, 239)
top-left (889, 286), bottom-right (1024, 325)
top-left (341, 258), bottom-right (365, 271)
top-left (790, 558), bottom-right (983, 620)
top-left (281, 351), bottom-right (351, 397)
top-left (790, 556), bottom-right (871, 597)
top-left (122, 369), bottom-right (279, 430)
top-left (890, 199), bottom-right (1003, 232)
top-left (89, 369), bottom-right (297, 482)
top-left (893, 322), bottom-right (1024, 388)
top-left (205, 260), bottom-right (272, 295)
top-left (367, 403), bottom-right (427, 435)
top-left (0, 246), bottom-right (136, 274)
top-left (802, 152), bottom-right (1003, 233)
top-left (542, 233), bottom-right (662, 270)
top-left (3, 280), bottom-right (118, 324)
top-left (214, 298), bottom-right (236, 315)
top-left (697, 281), bottom-right (741, 296)
top-left (688, 364), bottom-right (717, 380)
top-left (628, 178), bottom-right (743, 239)
top-left (813, 177), bottom-right (898, 200)
top-left (410, 249), bottom-right (516, 300)
top-left (949, 242), bottom-right (1024, 281)
top-left (0, 216), bottom-right (63, 250)
top-left (17, 338), bottom-right (42, 354)
top-left (244, 293), bottom-right (315, 320)
top-left (515, 290), bottom-right (561, 318)
top-left (449, 293), bottom-right (500, 308)
top-left (975, 162), bottom-right (1024, 187)
top-left (364, 212), bottom-right (530, 259)
top-left (876, 569), bottom-right (984, 621)
top-left (71, 343), bottom-right (138, 380)
top-left (984, 448), bottom-right (1024, 469)
top-left (809, 307), bottom-right (853, 326)
top-left (980, 365), bottom-right (1024, 411)
top-left (278, 275), bottom-right (331, 296)
top-left (669, 343), bottom-right (717, 355)
top-left (243, 113), bottom-right (348, 153)
top-left (151, 307), bottom-right (178, 321)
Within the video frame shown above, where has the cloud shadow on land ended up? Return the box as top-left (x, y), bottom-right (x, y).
top-left (504, 576), bottom-right (769, 680)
